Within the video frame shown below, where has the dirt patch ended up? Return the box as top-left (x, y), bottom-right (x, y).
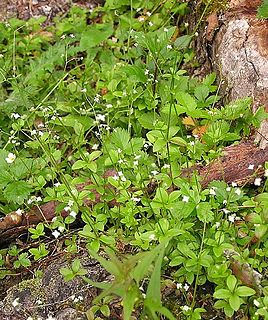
top-left (0, 0), bottom-right (104, 23)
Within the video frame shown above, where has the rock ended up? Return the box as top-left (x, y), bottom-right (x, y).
top-left (0, 254), bottom-right (108, 320)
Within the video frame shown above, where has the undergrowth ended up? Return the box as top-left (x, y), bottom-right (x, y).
top-left (0, 0), bottom-right (268, 319)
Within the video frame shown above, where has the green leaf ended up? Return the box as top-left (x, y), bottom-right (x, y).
top-left (72, 160), bottom-right (87, 170)
top-left (235, 286), bottom-right (256, 297)
top-left (229, 294), bottom-right (241, 311)
top-left (227, 275), bottom-right (237, 292)
top-left (174, 35), bottom-right (192, 49)
top-left (80, 23), bottom-right (113, 49)
top-left (4, 181), bottom-right (31, 204)
top-left (257, 0), bottom-right (268, 19)
top-left (213, 289), bottom-right (231, 300)
top-left (196, 202), bottom-right (214, 223)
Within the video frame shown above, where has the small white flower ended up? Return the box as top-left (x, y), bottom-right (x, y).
top-left (138, 16), bottom-right (145, 22)
top-left (176, 283), bottom-right (183, 290)
top-left (164, 27), bottom-right (169, 32)
top-left (189, 141), bottom-right (195, 146)
top-left (69, 211), bottom-right (77, 218)
top-left (182, 305), bottom-right (191, 312)
top-left (54, 182), bottom-right (61, 187)
top-left (163, 164), bottom-right (170, 169)
top-left (248, 164), bottom-right (254, 170)
top-left (235, 188), bottom-right (241, 196)
top-left (254, 178), bottom-right (262, 186)
top-left (226, 187), bottom-right (231, 192)
top-left (133, 160), bottom-right (139, 166)
top-left (184, 22), bottom-right (189, 27)
top-left (27, 317), bottom-right (34, 320)
top-left (209, 188), bottom-right (216, 196)
top-left (182, 195), bottom-right (189, 203)
top-left (118, 171), bottom-right (123, 176)
top-left (5, 152), bottom-right (16, 163)
top-left (68, 200), bottom-right (74, 207)
top-left (106, 104), bottom-right (113, 109)
top-left (135, 155), bottom-right (141, 160)
top-left (264, 169), bottom-right (268, 177)
top-left (222, 208), bottom-right (230, 214)
top-left (184, 283), bottom-right (190, 291)
top-left (64, 206), bottom-right (71, 212)
top-left (113, 175), bottom-right (119, 180)
top-left (146, 11), bottom-right (151, 16)
top-left (96, 114), bottom-right (105, 122)
top-left (215, 222), bottom-right (220, 228)
top-left (151, 170), bottom-right (159, 176)
top-left (118, 159), bottom-right (124, 164)
top-left (144, 69), bottom-right (150, 75)
top-left (231, 182), bottom-right (237, 187)
top-left (52, 230), bottom-right (60, 239)
top-left (194, 32), bottom-right (198, 37)
top-left (52, 217), bottom-right (57, 222)
top-left (92, 144), bottom-right (99, 150)
top-left (15, 209), bottom-right (24, 216)
top-left (166, 44), bottom-right (172, 49)
top-left (58, 226), bottom-right (65, 233)
top-left (36, 196), bottom-right (42, 202)
top-left (81, 88), bottom-right (87, 93)
top-left (142, 293), bottom-right (146, 298)
top-left (223, 200), bottom-right (227, 205)
top-left (121, 176), bottom-right (127, 182)
top-left (69, 33), bottom-right (75, 38)
top-left (254, 299), bottom-right (260, 307)
top-left (117, 148), bottom-right (122, 154)
top-left (148, 21), bottom-right (153, 27)
top-left (132, 197), bottom-right (141, 202)
top-left (228, 214), bottom-right (236, 223)
top-left (12, 297), bottom-right (20, 308)
top-left (11, 113), bottom-right (21, 119)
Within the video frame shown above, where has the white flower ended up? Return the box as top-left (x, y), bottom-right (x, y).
top-left (235, 188), bottom-right (241, 196)
top-left (52, 217), bottom-right (57, 222)
top-left (144, 69), bottom-right (150, 75)
top-left (254, 299), bottom-right (260, 307)
top-left (58, 226), bottom-right (65, 233)
top-left (96, 114), bottom-right (105, 122)
top-left (148, 21), bottom-right (153, 27)
top-left (15, 209), bottom-right (23, 216)
top-left (265, 169), bottom-right (268, 177)
top-left (223, 200), bottom-right (227, 205)
top-left (5, 152), bottom-right (16, 163)
top-left (133, 160), bottom-right (139, 166)
top-left (69, 33), bottom-right (75, 38)
top-left (117, 148), bottom-right (122, 154)
top-left (166, 44), bottom-right (172, 49)
top-left (151, 170), bottom-right (159, 176)
top-left (189, 141), bottom-right (195, 146)
top-left (81, 88), bottom-right (87, 93)
top-left (92, 144), bottom-right (99, 150)
top-left (226, 187), bottom-right (231, 192)
top-left (215, 222), bottom-right (220, 228)
top-left (176, 283), bottom-right (183, 290)
top-left (184, 22), bottom-right (189, 27)
top-left (138, 16), bottom-right (145, 22)
top-left (121, 176), bottom-right (127, 182)
top-left (68, 200), bottom-right (74, 207)
top-left (64, 206), bottom-right (71, 212)
top-left (182, 195), bottom-right (189, 203)
top-left (12, 297), bottom-right (20, 308)
top-left (228, 214), bottom-right (236, 223)
top-left (118, 171), bottom-right (123, 176)
top-left (146, 11), bottom-right (151, 16)
top-left (36, 196), bottom-right (42, 202)
top-left (69, 211), bottom-right (77, 218)
top-left (254, 178), bottom-right (262, 186)
top-left (132, 197), bottom-right (141, 202)
top-left (163, 164), bottom-right (170, 169)
top-left (184, 283), bottom-right (190, 291)
top-left (164, 27), bottom-right (169, 32)
top-left (209, 188), bottom-right (216, 196)
top-left (54, 182), bottom-right (61, 187)
top-left (113, 175), bottom-right (119, 180)
top-left (231, 182), bottom-right (237, 187)
top-left (222, 208), bottom-right (230, 214)
top-left (182, 305), bottom-right (191, 312)
top-left (194, 32), bottom-right (198, 37)
top-left (106, 104), bottom-right (113, 109)
top-left (11, 113), bottom-right (21, 119)
top-left (248, 164), bottom-right (254, 170)
top-left (52, 230), bottom-right (60, 239)
top-left (27, 317), bottom-right (34, 320)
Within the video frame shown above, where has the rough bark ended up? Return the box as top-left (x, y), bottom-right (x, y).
top-left (207, 0), bottom-right (268, 148)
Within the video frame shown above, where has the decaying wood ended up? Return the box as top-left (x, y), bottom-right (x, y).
top-left (208, 0), bottom-right (268, 148)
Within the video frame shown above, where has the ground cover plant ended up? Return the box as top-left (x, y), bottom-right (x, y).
top-left (0, 0), bottom-right (268, 319)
